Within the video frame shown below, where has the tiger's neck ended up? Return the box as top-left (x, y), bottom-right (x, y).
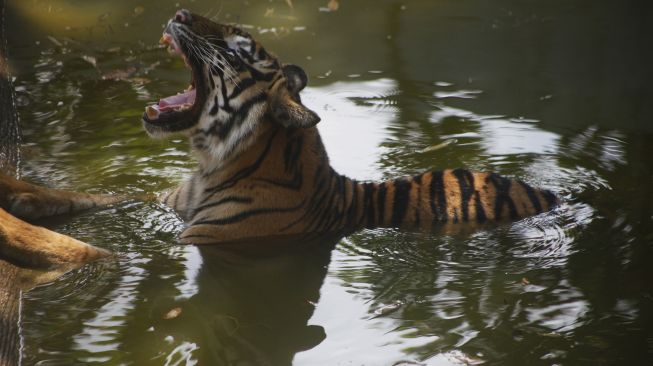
top-left (192, 121), bottom-right (324, 182)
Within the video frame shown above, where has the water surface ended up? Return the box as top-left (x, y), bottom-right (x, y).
top-left (5, 0), bottom-right (653, 364)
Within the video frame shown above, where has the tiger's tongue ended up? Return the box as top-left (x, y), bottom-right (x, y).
top-left (146, 89), bottom-right (196, 120)
top-left (158, 88), bottom-right (196, 110)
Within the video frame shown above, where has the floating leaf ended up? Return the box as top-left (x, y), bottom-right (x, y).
top-left (81, 55), bottom-right (97, 68)
top-left (373, 300), bottom-right (403, 316)
top-left (133, 6), bottom-right (145, 17)
top-left (328, 0), bottom-right (340, 11)
top-left (46, 35), bottom-right (63, 47)
top-left (98, 12), bottom-right (111, 22)
top-left (418, 139), bottom-right (456, 153)
top-left (128, 77), bottom-right (150, 85)
top-left (164, 307), bottom-right (182, 320)
top-left (446, 350), bottom-right (485, 365)
top-left (101, 66), bottom-right (137, 81)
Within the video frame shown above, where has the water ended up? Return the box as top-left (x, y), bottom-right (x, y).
top-left (5, 0), bottom-right (653, 364)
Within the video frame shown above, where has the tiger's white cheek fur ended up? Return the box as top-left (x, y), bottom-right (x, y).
top-left (203, 105), bottom-right (263, 163)
top-left (226, 35), bottom-right (252, 54)
top-left (191, 82), bottom-right (267, 169)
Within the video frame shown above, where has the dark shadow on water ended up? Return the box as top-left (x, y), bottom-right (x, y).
top-left (152, 234), bottom-right (342, 365)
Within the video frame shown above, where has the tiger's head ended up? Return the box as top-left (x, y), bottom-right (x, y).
top-left (142, 9), bottom-right (320, 162)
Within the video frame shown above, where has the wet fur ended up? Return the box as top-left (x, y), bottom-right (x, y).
top-left (0, 173), bottom-right (113, 267)
top-left (146, 11), bottom-right (558, 244)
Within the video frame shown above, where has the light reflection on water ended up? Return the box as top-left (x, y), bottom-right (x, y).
top-left (307, 78), bottom-right (398, 180)
top-left (6, 0), bottom-right (653, 365)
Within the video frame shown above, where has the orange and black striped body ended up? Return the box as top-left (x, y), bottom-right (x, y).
top-left (143, 11), bottom-right (558, 244)
top-left (349, 169), bottom-right (556, 231)
top-left (159, 123), bottom-right (557, 244)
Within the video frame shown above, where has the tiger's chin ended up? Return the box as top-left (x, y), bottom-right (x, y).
top-left (141, 119), bottom-right (182, 139)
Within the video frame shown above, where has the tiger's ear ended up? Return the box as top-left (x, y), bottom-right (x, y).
top-left (270, 65), bottom-right (320, 128)
top-left (283, 64), bottom-right (308, 94)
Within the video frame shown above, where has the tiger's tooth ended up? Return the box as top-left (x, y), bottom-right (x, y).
top-left (160, 34), bottom-right (173, 45)
top-left (146, 105), bottom-right (160, 119)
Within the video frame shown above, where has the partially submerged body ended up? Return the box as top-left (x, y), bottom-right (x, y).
top-left (142, 10), bottom-right (558, 244)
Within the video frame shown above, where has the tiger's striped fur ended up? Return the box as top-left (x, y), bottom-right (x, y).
top-left (0, 172), bottom-right (127, 221)
top-left (144, 10), bottom-right (558, 244)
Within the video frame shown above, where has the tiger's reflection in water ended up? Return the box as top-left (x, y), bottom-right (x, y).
top-left (153, 235), bottom-right (340, 365)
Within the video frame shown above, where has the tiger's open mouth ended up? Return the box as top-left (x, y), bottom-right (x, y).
top-left (142, 26), bottom-right (207, 132)
top-left (146, 34), bottom-right (195, 119)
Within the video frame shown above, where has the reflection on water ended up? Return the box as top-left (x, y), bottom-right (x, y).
top-left (24, 213), bottom-right (339, 365)
top-left (307, 78), bottom-right (397, 180)
top-left (6, 0), bottom-right (653, 364)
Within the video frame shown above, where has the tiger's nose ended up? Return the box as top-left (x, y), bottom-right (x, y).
top-left (174, 9), bottom-right (192, 25)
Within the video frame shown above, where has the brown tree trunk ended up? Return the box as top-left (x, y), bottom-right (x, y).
top-left (0, 264), bottom-right (20, 366)
top-left (0, 0), bottom-right (19, 176)
top-left (1, 0), bottom-right (23, 363)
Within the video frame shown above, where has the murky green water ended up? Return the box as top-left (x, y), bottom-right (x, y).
top-left (5, 0), bottom-right (653, 364)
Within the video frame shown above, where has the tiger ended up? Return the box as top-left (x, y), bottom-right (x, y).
top-left (138, 9), bottom-right (559, 245)
top-left (0, 173), bottom-right (115, 267)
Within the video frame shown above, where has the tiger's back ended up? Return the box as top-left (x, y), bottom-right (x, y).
top-left (160, 122), bottom-right (557, 244)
